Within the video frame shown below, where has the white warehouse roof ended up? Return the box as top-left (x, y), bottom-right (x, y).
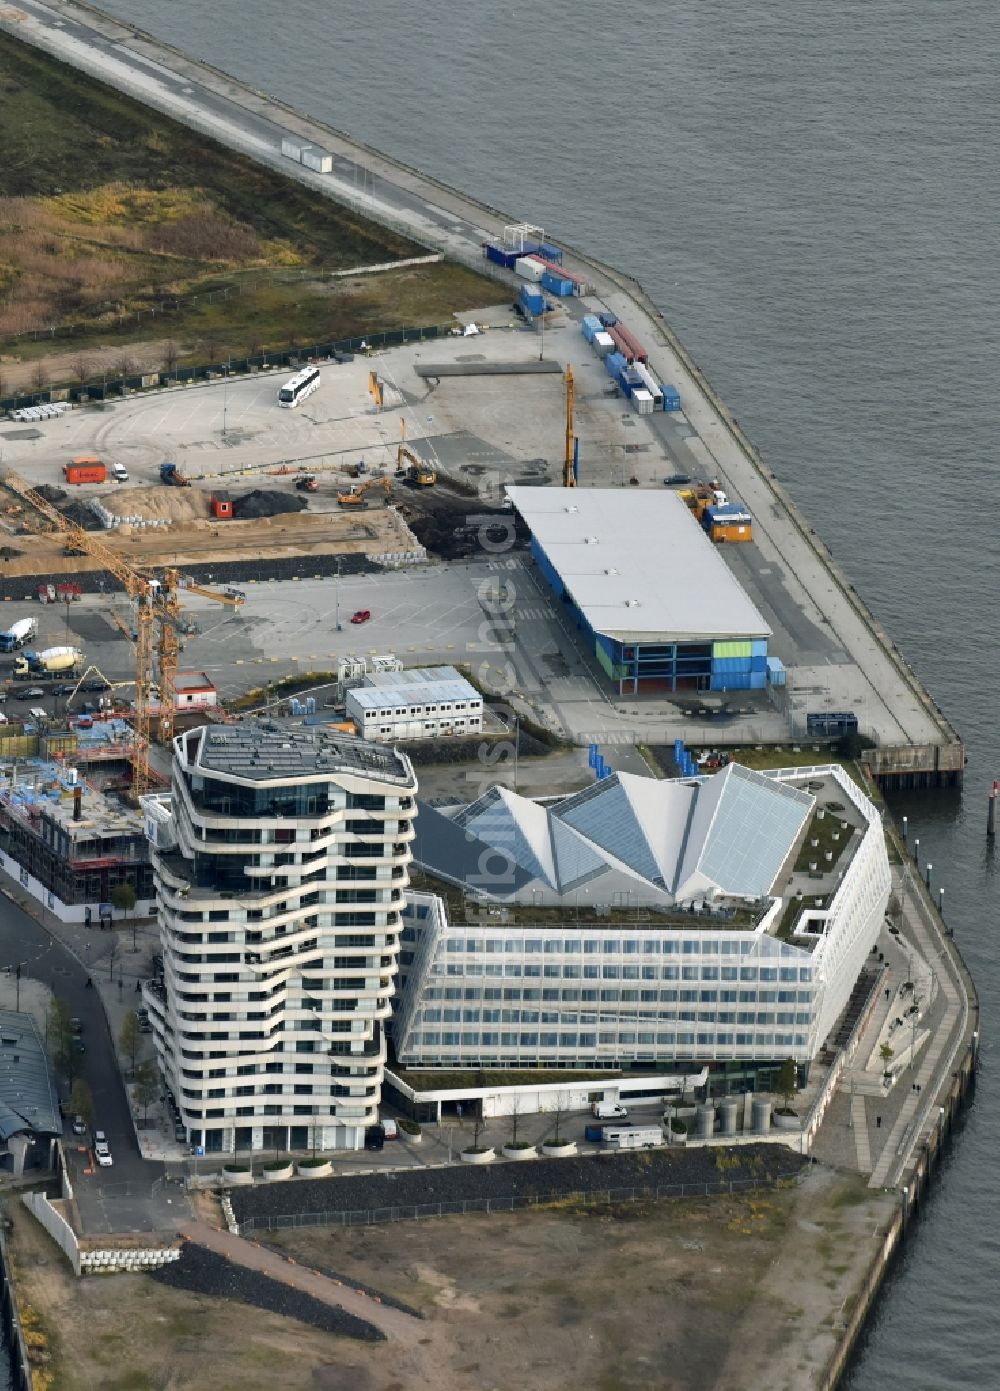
top-left (505, 486), bottom-right (771, 643)
top-left (350, 665), bottom-right (481, 712)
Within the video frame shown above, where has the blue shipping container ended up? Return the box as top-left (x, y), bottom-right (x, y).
top-left (541, 271), bottom-right (574, 296)
top-left (540, 242), bottom-right (563, 263)
top-left (599, 312), bottom-right (618, 328)
top-left (606, 352), bottom-right (627, 377)
top-left (519, 285), bottom-right (544, 316)
top-left (661, 384), bottom-right (681, 411)
top-left (766, 656), bottom-right (786, 687)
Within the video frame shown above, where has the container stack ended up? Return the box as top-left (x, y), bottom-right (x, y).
top-left (280, 136), bottom-right (333, 173)
top-left (518, 283), bottom-right (545, 318)
top-left (515, 256), bottom-right (545, 281)
top-left (661, 384), bottom-right (682, 412)
top-left (581, 315), bottom-right (603, 343)
top-left (593, 331), bottom-right (615, 357)
top-left (632, 388), bottom-right (654, 416)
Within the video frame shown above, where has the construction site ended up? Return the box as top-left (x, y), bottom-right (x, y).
top-left (0, 257), bottom-right (964, 930)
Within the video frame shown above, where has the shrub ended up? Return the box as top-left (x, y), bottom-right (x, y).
top-left (262, 1158), bottom-right (290, 1171)
top-left (669, 1118), bottom-right (687, 1135)
top-left (222, 1163), bottom-right (249, 1173)
top-left (398, 1117), bottom-right (421, 1136)
top-left (544, 1135), bottom-right (573, 1147)
top-left (297, 1156), bottom-right (329, 1168)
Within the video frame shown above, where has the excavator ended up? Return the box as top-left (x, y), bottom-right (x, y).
top-left (337, 476), bottom-right (392, 507)
top-left (395, 420), bottom-right (436, 487)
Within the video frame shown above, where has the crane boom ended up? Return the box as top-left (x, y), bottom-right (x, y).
top-left (0, 470), bottom-right (240, 796)
top-left (563, 365), bottom-right (576, 488)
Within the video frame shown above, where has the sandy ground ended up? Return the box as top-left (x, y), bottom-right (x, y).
top-left (10, 1164), bottom-right (898, 1391)
top-left (0, 501), bottom-right (415, 576)
top-left (0, 339), bottom-right (171, 394)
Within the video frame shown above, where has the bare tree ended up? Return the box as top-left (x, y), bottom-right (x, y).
top-left (161, 339), bottom-right (179, 376)
top-left (201, 333), bottom-right (222, 365)
top-left (69, 354), bottom-right (92, 385)
top-left (114, 352), bottom-right (134, 382)
top-left (246, 335), bottom-right (262, 359)
top-left (30, 361), bottom-right (48, 393)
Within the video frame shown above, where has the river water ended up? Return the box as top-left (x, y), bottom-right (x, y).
top-left (70, 0), bottom-right (1000, 1383)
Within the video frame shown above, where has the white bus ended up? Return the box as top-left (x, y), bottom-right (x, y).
top-left (277, 365), bottom-right (321, 408)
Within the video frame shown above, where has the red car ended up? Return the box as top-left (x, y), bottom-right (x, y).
top-left (351, 609), bottom-right (371, 624)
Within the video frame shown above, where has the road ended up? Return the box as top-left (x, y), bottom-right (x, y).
top-left (0, 875), bottom-right (168, 1216)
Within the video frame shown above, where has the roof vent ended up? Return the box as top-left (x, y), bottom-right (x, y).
top-left (604, 567), bottom-right (619, 576)
top-left (564, 505), bottom-right (579, 513)
top-left (584, 535), bottom-right (599, 544)
top-left (624, 598), bottom-right (641, 607)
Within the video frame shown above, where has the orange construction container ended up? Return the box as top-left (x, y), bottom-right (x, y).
top-left (709, 520), bottom-right (753, 543)
top-left (64, 456), bottom-right (106, 485)
top-left (211, 493), bottom-right (234, 520)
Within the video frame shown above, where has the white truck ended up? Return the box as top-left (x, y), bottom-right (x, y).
top-left (14, 646), bottom-right (82, 679)
top-left (0, 617), bottom-right (37, 653)
top-left (592, 1100), bottom-right (628, 1121)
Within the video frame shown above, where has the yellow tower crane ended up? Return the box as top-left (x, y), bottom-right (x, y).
top-left (563, 365), bottom-right (576, 488)
top-left (0, 470), bottom-right (241, 799)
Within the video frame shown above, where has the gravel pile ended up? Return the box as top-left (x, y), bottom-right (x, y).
top-left (230, 1145), bottom-right (805, 1227)
top-left (35, 484), bottom-right (67, 504)
top-left (150, 1242), bottom-right (384, 1342)
top-left (232, 489), bottom-right (307, 520)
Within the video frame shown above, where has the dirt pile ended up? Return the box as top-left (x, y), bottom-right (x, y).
top-left (108, 486), bottom-right (206, 524)
top-left (232, 489), bottom-right (307, 520)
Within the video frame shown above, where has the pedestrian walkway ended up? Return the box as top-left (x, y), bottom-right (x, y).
top-left (850, 1095), bottom-right (871, 1172)
top-left (177, 1218), bottom-right (422, 1343)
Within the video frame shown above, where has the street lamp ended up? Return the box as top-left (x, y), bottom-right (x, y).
top-left (4, 962), bottom-right (26, 1012)
top-left (335, 558), bottom-right (342, 632)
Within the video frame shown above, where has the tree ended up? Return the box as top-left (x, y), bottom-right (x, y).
top-left (69, 1077), bottom-right (94, 1128)
top-left (774, 1057), bottom-right (799, 1113)
top-left (114, 352), bottom-right (134, 382)
top-left (161, 339), bottom-right (179, 377)
top-left (70, 354), bottom-right (93, 386)
top-left (880, 1042), bottom-right (894, 1076)
top-left (133, 1060), bottom-right (159, 1122)
top-left (119, 1009), bottom-right (142, 1077)
top-left (30, 362), bottom-right (48, 393)
top-left (111, 881), bottom-right (138, 949)
top-left (508, 1093), bottom-right (523, 1147)
top-left (44, 995), bottom-right (71, 1057)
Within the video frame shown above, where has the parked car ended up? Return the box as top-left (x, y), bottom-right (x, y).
top-left (70, 1017), bottom-right (83, 1036)
top-left (663, 473), bottom-right (692, 486)
top-left (54, 684), bottom-right (77, 697)
top-left (13, 687), bottom-right (43, 701)
top-left (381, 1118), bottom-right (399, 1141)
top-left (351, 609), bottom-right (372, 625)
top-left (71, 1115), bottom-right (87, 1136)
top-left (74, 1038), bottom-right (86, 1054)
top-left (364, 1124), bottom-right (385, 1151)
top-left (94, 1142), bottom-right (113, 1168)
top-left (82, 679), bottom-right (110, 692)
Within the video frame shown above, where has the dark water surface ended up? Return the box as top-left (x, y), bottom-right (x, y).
top-left (65, 1), bottom-right (1000, 1383)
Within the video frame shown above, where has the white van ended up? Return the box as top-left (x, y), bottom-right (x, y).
top-left (592, 1100), bottom-right (628, 1121)
top-left (112, 462), bottom-right (129, 482)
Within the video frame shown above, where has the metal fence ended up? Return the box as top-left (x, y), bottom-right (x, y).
top-left (235, 1173), bottom-right (798, 1236)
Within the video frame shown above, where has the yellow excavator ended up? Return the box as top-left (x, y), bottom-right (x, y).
top-left (395, 420), bottom-right (436, 487)
top-left (337, 476), bottom-right (392, 507)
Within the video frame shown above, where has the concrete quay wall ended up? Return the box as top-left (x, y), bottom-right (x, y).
top-left (0, 0), bottom-right (965, 786)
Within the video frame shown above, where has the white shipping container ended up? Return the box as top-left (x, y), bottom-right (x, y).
top-left (632, 389), bottom-right (654, 416)
top-left (281, 137), bottom-right (311, 162)
top-left (514, 256), bottom-right (545, 282)
top-left (302, 147), bottom-right (333, 173)
top-left (593, 331), bottom-right (615, 357)
top-left (633, 361), bottom-right (664, 403)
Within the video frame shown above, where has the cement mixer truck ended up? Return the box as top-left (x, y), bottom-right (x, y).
top-left (0, 618), bottom-right (38, 652)
top-left (14, 646), bottom-right (83, 680)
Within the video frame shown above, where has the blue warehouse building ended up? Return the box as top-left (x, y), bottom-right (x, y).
top-left (506, 487), bottom-right (772, 695)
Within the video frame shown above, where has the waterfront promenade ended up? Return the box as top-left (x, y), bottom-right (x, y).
top-left (0, 0), bottom-right (963, 785)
